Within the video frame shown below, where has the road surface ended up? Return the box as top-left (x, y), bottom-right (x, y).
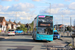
top-left (0, 34), bottom-right (69, 50)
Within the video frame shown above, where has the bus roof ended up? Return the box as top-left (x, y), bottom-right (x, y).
top-left (34, 15), bottom-right (53, 19)
top-left (38, 15), bottom-right (53, 16)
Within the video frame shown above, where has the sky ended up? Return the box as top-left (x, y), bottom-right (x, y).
top-left (0, 0), bottom-right (75, 26)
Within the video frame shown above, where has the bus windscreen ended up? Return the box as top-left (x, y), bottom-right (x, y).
top-left (37, 27), bottom-right (53, 35)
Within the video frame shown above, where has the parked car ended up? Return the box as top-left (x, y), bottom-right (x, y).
top-left (15, 30), bottom-right (23, 33)
top-left (53, 30), bottom-right (60, 39)
top-left (8, 29), bottom-right (15, 36)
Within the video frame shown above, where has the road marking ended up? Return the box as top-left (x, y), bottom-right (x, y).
top-left (4, 37), bottom-right (9, 39)
top-left (0, 46), bottom-right (34, 50)
top-left (0, 36), bottom-right (9, 39)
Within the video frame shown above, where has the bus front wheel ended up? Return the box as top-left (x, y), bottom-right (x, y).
top-left (47, 41), bottom-right (51, 42)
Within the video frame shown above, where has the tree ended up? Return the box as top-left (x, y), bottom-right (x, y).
top-left (67, 26), bottom-right (71, 32)
top-left (16, 24), bottom-right (27, 32)
top-left (30, 21), bottom-right (34, 31)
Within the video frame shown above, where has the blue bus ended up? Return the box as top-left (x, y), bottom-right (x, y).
top-left (32, 15), bottom-right (53, 41)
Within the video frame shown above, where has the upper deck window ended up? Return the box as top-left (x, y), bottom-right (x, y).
top-left (38, 16), bottom-right (53, 23)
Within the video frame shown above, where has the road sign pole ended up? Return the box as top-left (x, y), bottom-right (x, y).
top-left (27, 28), bottom-right (28, 34)
top-left (27, 26), bottom-right (29, 35)
top-left (72, 37), bottom-right (74, 47)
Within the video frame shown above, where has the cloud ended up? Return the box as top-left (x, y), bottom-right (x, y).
top-left (41, 8), bottom-right (71, 15)
top-left (2, 6), bottom-right (10, 11)
top-left (40, 3), bottom-right (75, 15)
top-left (0, 5), bottom-right (3, 11)
top-left (1, 0), bottom-right (12, 1)
top-left (65, 0), bottom-right (70, 1)
top-left (7, 3), bottom-right (34, 11)
top-left (0, 5), bottom-right (10, 11)
top-left (52, 3), bottom-right (66, 8)
top-left (0, 5), bottom-right (3, 8)
top-left (61, 9), bottom-right (70, 14)
top-left (20, 17), bottom-right (31, 20)
top-left (69, 2), bottom-right (75, 10)
top-left (0, 3), bottom-right (36, 23)
top-left (32, 0), bottom-right (42, 1)
top-left (45, 8), bottom-right (60, 14)
top-left (0, 11), bottom-right (36, 23)
top-left (14, 0), bottom-right (19, 1)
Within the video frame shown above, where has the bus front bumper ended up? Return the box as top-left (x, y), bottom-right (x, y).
top-left (36, 34), bottom-right (53, 41)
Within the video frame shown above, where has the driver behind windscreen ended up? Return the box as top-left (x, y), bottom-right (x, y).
top-left (44, 29), bottom-right (47, 34)
top-left (44, 28), bottom-right (52, 34)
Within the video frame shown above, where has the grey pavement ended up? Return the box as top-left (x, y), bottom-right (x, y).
top-left (60, 31), bottom-right (75, 43)
top-left (59, 31), bottom-right (75, 49)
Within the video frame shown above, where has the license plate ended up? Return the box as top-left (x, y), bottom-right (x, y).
top-left (43, 39), bottom-right (46, 40)
top-left (54, 37), bottom-right (57, 38)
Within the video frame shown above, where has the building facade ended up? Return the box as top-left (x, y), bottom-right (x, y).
top-left (0, 17), bottom-right (6, 32)
top-left (6, 20), bottom-right (16, 29)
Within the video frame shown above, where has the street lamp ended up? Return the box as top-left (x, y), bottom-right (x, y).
top-left (45, 2), bottom-right (51, 15)
top-left (61, 15), bottom-right (64, 38)
top-left (56, 22), bottom-right (58, 30)
top-left (61, 15), bottom-right (63, 32)
top-left (70, 17), bottom-right (72, 36)
top-left (15, 12), bottom-right (20, 23)
top-left (62, 15), bottom-right (63, 25)
top-left (16, 12), bottom-right (17, 23)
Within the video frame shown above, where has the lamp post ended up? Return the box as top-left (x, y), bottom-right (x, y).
top-left (45, 2), bottom-right (51, 15)
top-left (70, 17), bottom-right (74, 46)
top-left (62, 15), bottom-right (64, 38)
top-left (70, 17), bottom-right (72, 36)
top-left (16, 12), bottom-right (17, 23)
top-left (62, 15), bottom-right (63, 26)
top-left (56, 22), bottom-right (58, 30)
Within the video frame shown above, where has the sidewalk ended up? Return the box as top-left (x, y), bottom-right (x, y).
top-left (47, 32), bottom-right (73, 50)
top-left (60, 32), bottom-right (75, 48)
top-left (0, 32), bottom-right (8, 36)
top-left (0, 32), bottom-right (9, 39)
top-left (0, 36), bottom-right (9, 39)
top-left (45, 40), bottom-right (71, 50)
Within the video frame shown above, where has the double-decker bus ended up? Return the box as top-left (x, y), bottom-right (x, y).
top-left (32, 15), bottom-right (53, 41)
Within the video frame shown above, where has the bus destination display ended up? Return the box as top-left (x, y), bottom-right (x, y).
top-left (40, 23), bottom-right (50, 26)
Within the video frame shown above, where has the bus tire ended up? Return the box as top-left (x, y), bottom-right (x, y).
top-left (48, 41), bottom-right (51, 42)
top-left (47, 41), bottom-right (51, 42)
top-left (47, 41), bottom-right (49, 42)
